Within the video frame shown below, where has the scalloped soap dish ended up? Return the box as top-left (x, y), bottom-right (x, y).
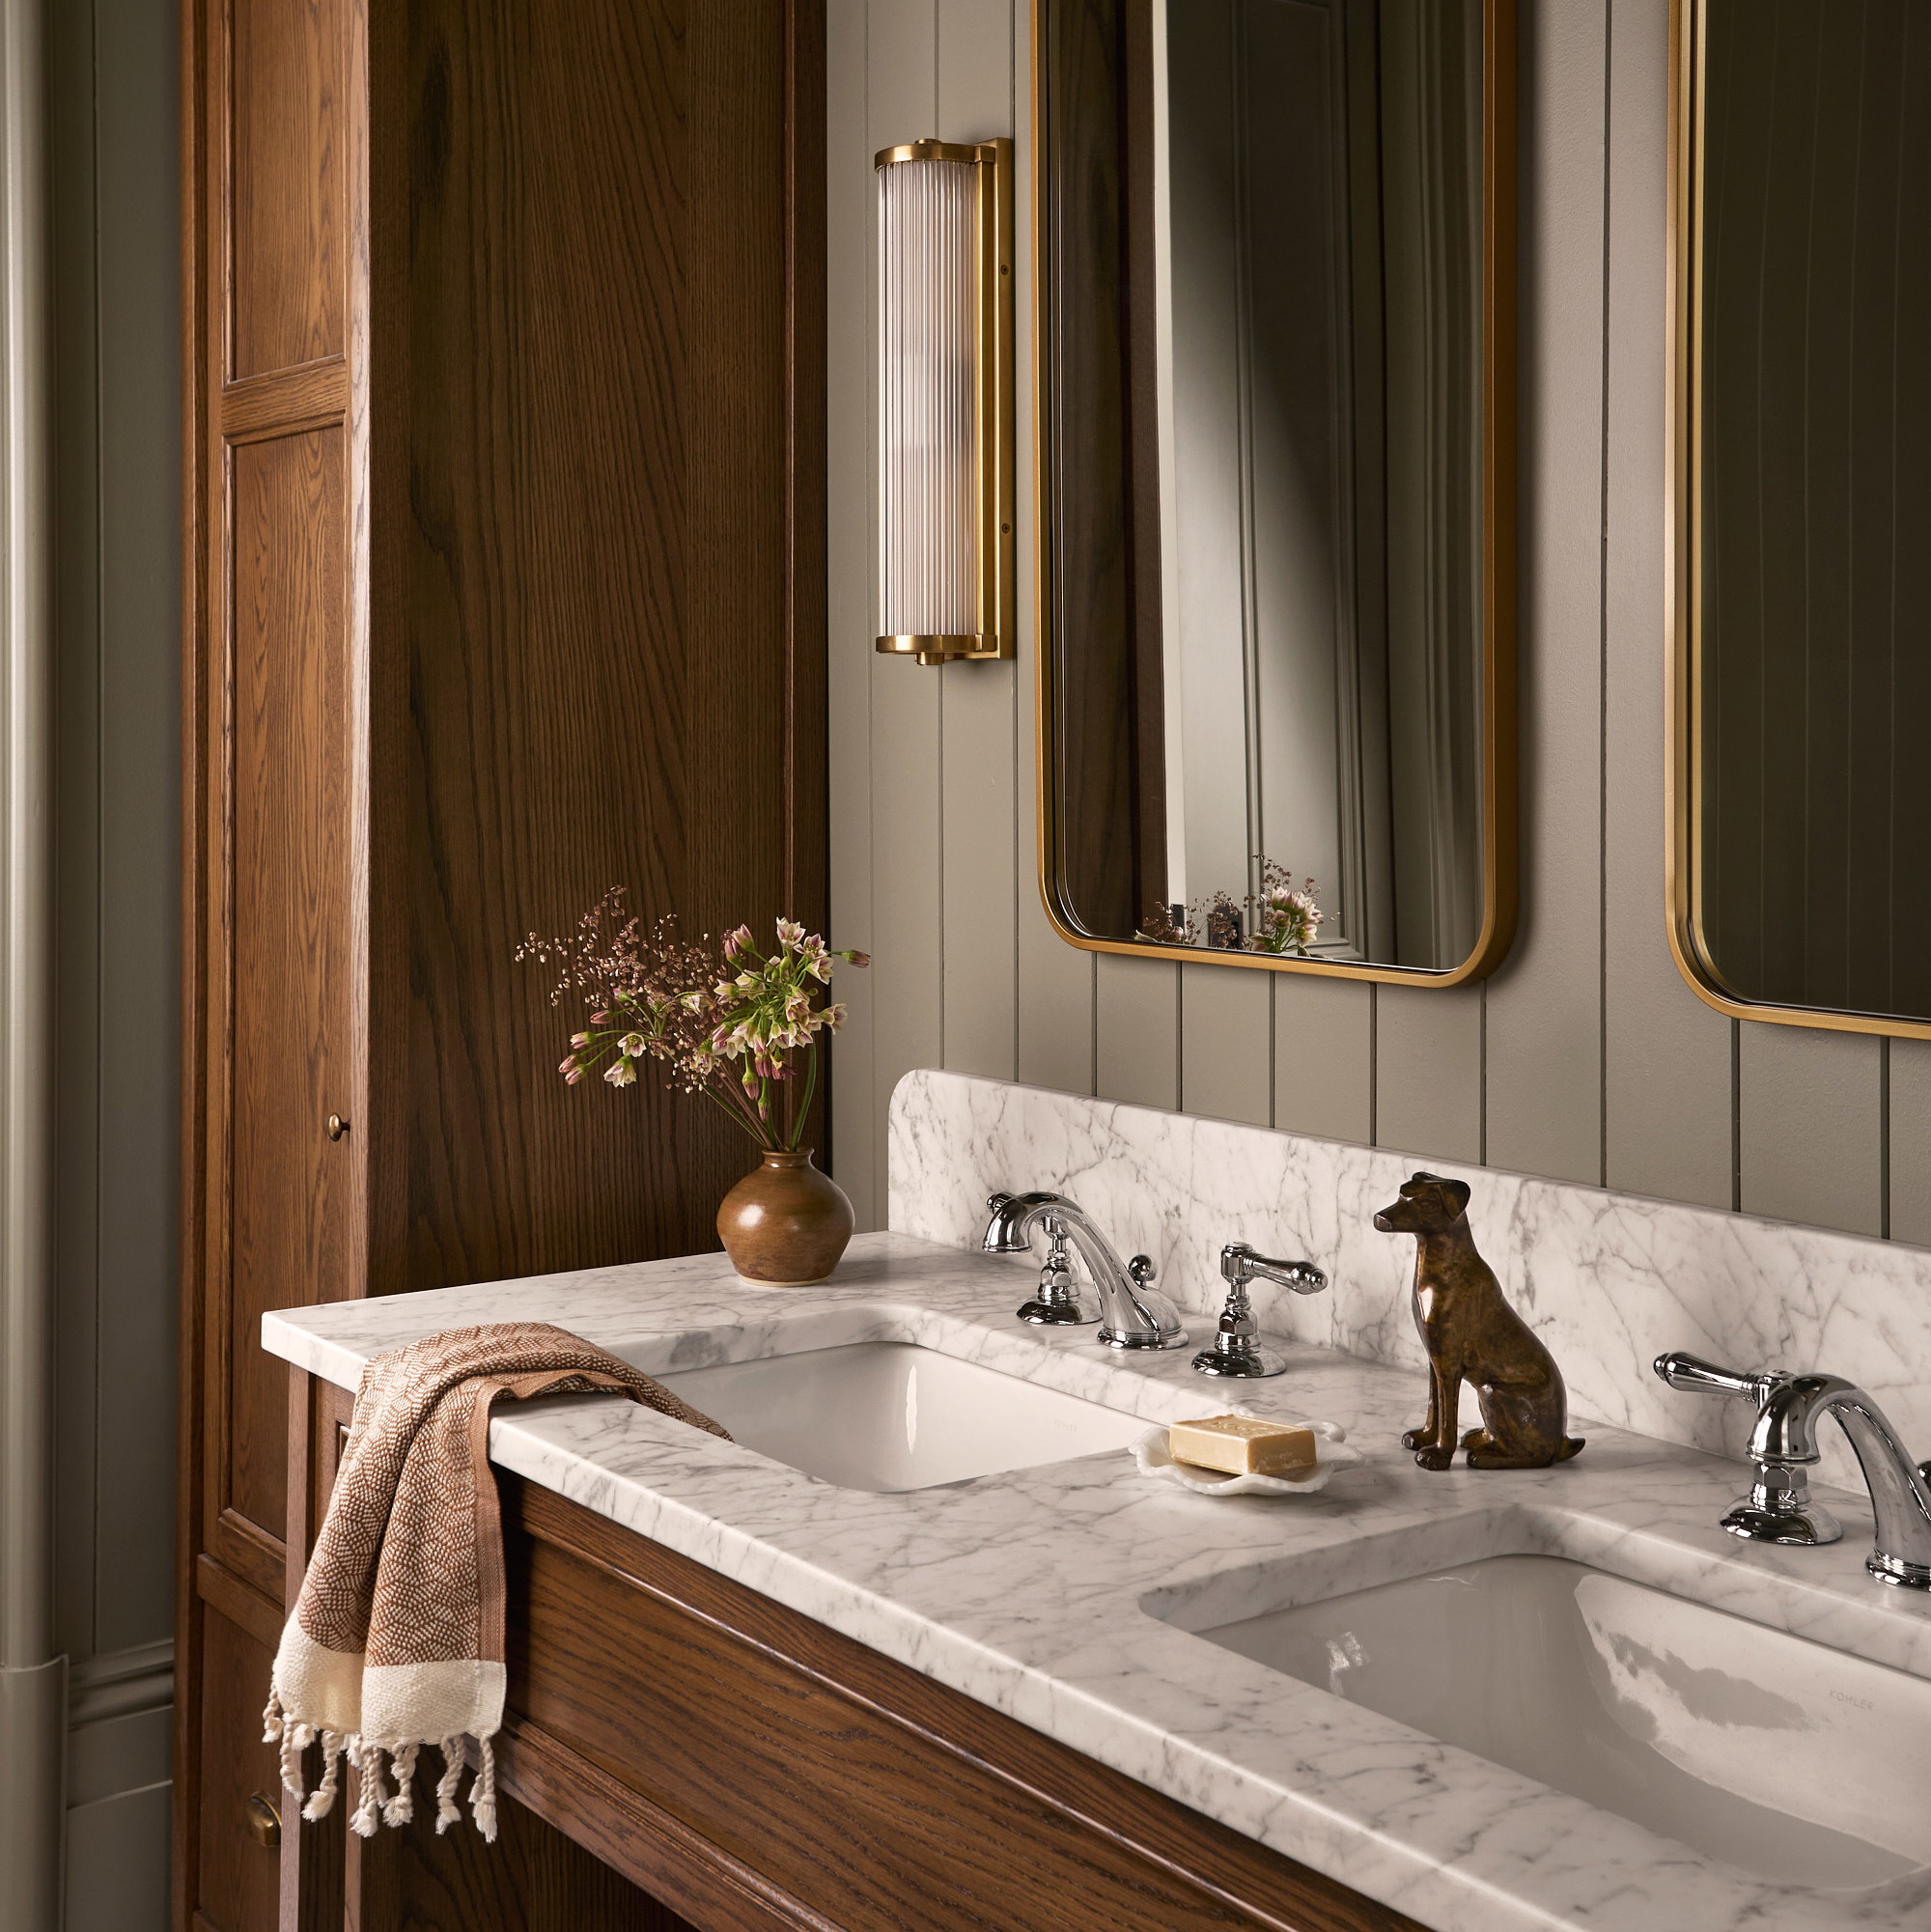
top-left (1131, 1414), bottom-right (1364, 1496)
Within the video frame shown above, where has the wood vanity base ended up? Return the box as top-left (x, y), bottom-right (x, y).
top-left (285, 1373), bottom-right (1424, 1932)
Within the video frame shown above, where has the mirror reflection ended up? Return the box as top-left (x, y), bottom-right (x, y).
top-left (1687, 0), bottom-right (1931, 1025)
top-left (1039, 0), bottom-right (1511, 977)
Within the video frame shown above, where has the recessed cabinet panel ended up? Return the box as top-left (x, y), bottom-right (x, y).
top-left (228, 429), bottom-right (355, 1547)
top-left (195, 1607), bottom-right (285, 1932)
top-left (229, 0), bottom-right (346, 378)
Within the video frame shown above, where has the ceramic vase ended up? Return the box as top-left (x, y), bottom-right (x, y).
top-left (715, 1148), bottom-right (854, 1286)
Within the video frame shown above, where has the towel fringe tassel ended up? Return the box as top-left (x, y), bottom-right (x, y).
top-left (264, 1722), bottom-right (496, 1840)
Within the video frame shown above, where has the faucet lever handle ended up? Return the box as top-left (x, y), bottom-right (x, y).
top-left (1221, 1242), bottom-right (1328, 1296)
top-left (1652, 1351), bottom-right (1775, 1405)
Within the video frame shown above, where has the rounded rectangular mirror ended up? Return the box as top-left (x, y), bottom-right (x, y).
top-left (1669, 0), bottom-right (1931, 1037)
top-left (1031, 0), bottom-right (1517, 982)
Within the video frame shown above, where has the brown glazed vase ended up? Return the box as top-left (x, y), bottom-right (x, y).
top-left (715, 1149), bottom-right (854, 1286)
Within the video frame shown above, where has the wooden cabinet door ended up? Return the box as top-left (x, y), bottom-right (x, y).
top-left (194, 1606), bottom-right (287, 1932)
top-left (192, 0), bottom-right (364, 1611)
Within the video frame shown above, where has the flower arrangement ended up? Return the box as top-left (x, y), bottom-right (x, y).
top-left (518, 889), bottom-right (868, 1154)
top-left (1136, 858), bottom-right (1325, 958)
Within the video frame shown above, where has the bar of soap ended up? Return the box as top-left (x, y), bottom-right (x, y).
top-left (1168, 1414), bottom-right (1318, 1478)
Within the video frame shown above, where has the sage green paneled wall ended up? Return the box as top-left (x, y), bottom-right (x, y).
top-left (826, 0), bottom-right (1931, 1249)
top-left (50, 0), bottom-right (180, 1922)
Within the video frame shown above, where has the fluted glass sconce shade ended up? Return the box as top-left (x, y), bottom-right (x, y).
top-left (876, 138), bottom-right (1014, 666)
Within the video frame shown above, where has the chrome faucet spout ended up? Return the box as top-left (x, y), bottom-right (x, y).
top-left (980, 1191), bottom-right (1187, 1350)
top-left (1759, 1378), bottom-right (1931, 1585)
top-left (1653, 1350), bottom-right (1931, 1588)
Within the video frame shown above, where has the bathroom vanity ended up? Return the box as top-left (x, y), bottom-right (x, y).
top-left (262, 1201), bottom-right (1931, 1932)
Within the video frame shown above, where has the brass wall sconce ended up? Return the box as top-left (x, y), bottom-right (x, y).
top-left (875, 137), bottom-right (1015, 666)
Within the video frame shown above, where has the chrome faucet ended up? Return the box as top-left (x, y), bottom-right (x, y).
top-left (983, 1192), bottom-right (1187, 1350)
top-left (1191, 1243), bottom-right (1328, 1378)
top-left (1655, 1351), bottom-right (1931, 1589)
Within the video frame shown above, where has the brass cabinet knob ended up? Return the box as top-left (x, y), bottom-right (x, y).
top-left (245, 1791), bottom-right (282, 1849)
top-left (325, 1114), bottom-right (349, 1141)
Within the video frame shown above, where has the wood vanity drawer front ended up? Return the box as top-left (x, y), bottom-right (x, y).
top-left (501, 1478), bottom-right (1423, 1932)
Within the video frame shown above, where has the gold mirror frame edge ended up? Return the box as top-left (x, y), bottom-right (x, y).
top-left (1025, 0), bottom-right (1519, 989)
top-left (1661, 0), bottom-right (1931, 1041)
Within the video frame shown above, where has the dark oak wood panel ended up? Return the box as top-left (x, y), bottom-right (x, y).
top-left (494, 1719), bottom-right (832, 1932)
top-left (196, 1606), bottom-right (286, 1932)
top-left (228, 0), bottom-right (348, 378)
top-left (364, 0), bottom-right (829, 1301)
top-left (228, 429), bottom-right (357, 1547)
top-left (182, 3), bottom-right (828, 1926)
top-left (194, 1553), bottom-right (284, 1652)
top-left (349, 1775), bottom-right (699, 1932)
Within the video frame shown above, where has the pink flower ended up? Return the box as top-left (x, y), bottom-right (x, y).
top-left (558, 1055), bottom-right (578, 1075)
top-left (565, 1067), bottom-right (584, 1085)
top-left (776, 917), bottom-right (805, 946)
top-left (603, 1059), bottom-right (636, 1087)
top-left (722, 923), bottom-right (754, 960)
top-left (618, 1032), bottom-right (645, 1057)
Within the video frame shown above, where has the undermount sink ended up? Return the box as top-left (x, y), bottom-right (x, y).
top-left (655, 1340), bottom-right (1149, 1492)
top-left (1188, 1554), bottom-right (1931, 1890)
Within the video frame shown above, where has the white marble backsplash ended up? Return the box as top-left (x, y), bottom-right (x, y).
top-left (889, 1070), bottom-right (1931, 1493)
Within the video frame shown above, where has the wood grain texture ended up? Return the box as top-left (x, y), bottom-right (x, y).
top-left (349, 1773), bottom-right (698, 1932)
top-left (228, 0), bottom-right (347, 378)
top-left (370, 0), bottom-right (828, 1297)
top-left (219, 357), bottom-right (348, 442)
top-left (1482, 0), bottom-right (1605, 1190)
top-left (194, 1605), bottom-right (284, 1932)
top-left (228, 429), bottom-right (357, 1545)
top-left (499, 1720), bottom-right (851, 1932)
top-left (185, 4), bottom-right (829, 1924)
top-left (497, 1476), bottom-right (1426, 1932)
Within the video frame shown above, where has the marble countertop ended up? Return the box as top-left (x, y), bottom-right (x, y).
top-left (263, 1234), bottom-right (1931, 1932)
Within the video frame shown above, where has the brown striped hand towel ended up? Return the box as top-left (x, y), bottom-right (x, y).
top-left (263, 1321), bottom-right (728, 1841)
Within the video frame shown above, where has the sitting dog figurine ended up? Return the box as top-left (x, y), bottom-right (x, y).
top-left (1373, 1171), bottom-right (1584, 1471)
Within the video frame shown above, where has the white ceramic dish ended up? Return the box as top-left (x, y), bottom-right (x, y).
top-left (1133, 1415), bottom-right (1363, 1495)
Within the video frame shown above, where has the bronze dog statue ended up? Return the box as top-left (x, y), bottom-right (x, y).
top-left (1373, 1172), bottom-right (1584, 1471)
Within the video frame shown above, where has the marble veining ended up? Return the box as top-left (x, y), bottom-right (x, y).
top-left (266, 1235), bottom-right (1931, 1932)
top-left (889, 1068), bottom-right (1931, 1494)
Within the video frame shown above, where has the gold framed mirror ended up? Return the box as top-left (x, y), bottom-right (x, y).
top-left (1668, 0), bottom-right (1931, 1039)
top-left (1030, 0), bottom-right (1517, 984)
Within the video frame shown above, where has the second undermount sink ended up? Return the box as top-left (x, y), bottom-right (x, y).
top-left (656, 1341), bottom-right (1149, 1492)
top-left (1183, 1554), bottom-right (1931, 1890)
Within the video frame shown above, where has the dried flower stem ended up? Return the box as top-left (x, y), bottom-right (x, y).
top-left (517, 891), bottom-right (868, 1153)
